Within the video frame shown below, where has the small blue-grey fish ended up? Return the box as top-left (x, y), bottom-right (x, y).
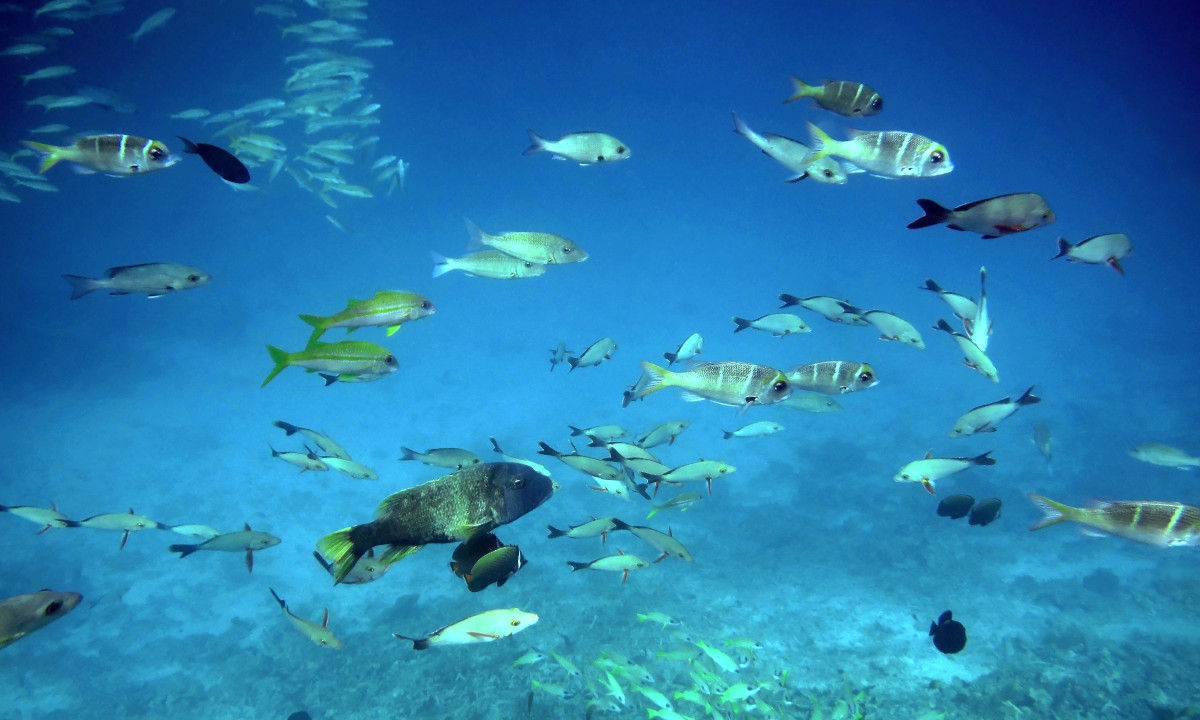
top-left (62, 263), bottom-right (210, 300)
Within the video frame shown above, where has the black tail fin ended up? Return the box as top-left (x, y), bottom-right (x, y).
top-left (778, 293), bottom-right (800, 308)
top-left (732, 317), bottom-right (752, 333)
top-left (907, 199), bottom-right (951, 229)
top-left (1016, 387), bottom-right (1041, 406)
top-left (168, 543), bottom-right (199, 558)
top-left (547, 525), bottom-right (567, 538)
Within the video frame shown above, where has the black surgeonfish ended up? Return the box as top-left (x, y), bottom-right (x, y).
top-left (178, 136), bottom-right (250, 184)
top-left (929, 610), bottom-right (966, 654)
top-left (936, 494), bottom-right (975, 520)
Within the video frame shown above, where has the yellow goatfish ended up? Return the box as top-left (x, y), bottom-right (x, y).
top-left (268, 588), bottom-right (341, 649)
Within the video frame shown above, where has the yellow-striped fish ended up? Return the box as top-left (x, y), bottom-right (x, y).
top-left (22, 134), bottom-right (177, 175)
top-left (1028, 494), bottom-right (1200, 547)
top-left (637, 361), bottom-right (791, 411)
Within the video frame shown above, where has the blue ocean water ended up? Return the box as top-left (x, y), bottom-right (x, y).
top-left (2, 1), bottom-right (1199, 718)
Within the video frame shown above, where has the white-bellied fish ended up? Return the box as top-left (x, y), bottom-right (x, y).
top-left (62, 263), bottom-right (209, 300)
top-left (394, 607), bottom-right (538, 649)
top-left (0, 590), bottom-right (82, 650)
top-left (547, 516), bottom-right (619, 542)
top-left (919, 278), bottom-right (979, 325)
top-left (268, 588), bottom-right (342, 649)
top-left (907, 193), bottom-right (1054, 238)
top-left (637, 420), bottom-right (691, 448)
top-left (537, 442), bottom-right (622, 481)
top-left (0, 503), bottom-right (71, 533)
top-left (299, 291), bottom-right (435, 342)
top-left (1129, 443), bottom-right (1200, 470)
top-left (70, 508), bottom-right (169, 549)
top-left (780, 392), bottom-right (843, 412)
top-left (610, 520), bottom-right (693, 562)
top-left (168, 523), bottom-right (281, 572)
top-left (804, 123), bottom-right (952, 178)
top-left (569, 424), bottom-right (628, 443)
top-left (430, 249), bottom-right (546, 279)
top-left (731, 313), bottom-right (810, 336)
top-left (399, 446), bottom-right (482, 469)
top-left (322, 457), bottom-right (379, 480)
top-left (637, 361), bottom-right (792, 411)
top-left (488, 437), bottom-right (553, 477)
top-left (894, 450), bottom-right (995, 494)
top-left (641, 460), bottom-right (736, 495)
top-left (1028, 495), bottom-right (1200, 547)
top-left (950, 387), bottom-right (1040, 437)
top-left (568, 337), bottom-right (617, 370)
top-left (262, 341), bottom-right (397, 387)
top-left (778, 294), bottom-right (868, 325)
top-left (647, 492), bottom-right (702, 519)
top-left (567, 550), bottom-right (649, 583)
top-left (1053, 234), bottom-right (1132, 275)
top-left (933, 319), bottom-right (999, 383)
top-left (23, 135), bottom-right (177, 175)
top-left (465, 218), bottom-right (588, 265)
top-left (787, 361), bottom-right (877, 395)
top-left (524, 130), bottom-right (629, 164)
top-left (548, 341), bottom-right (573, 371)
top-left (20, 65), bottom-right (75, 85)
top-left (273, 421), bottom-right (351, 460)
top-left (966, 267), bottom-right (992, 352)
top-left (722, 421), bottom-right (783, 439)
top-left (168, 524), bottom-right (221, 539)
top-left (731, 112), bottom-right (847, 184)
top-left (270, 445), bottom-right (329, 472)
top-left (784, 77), bottom-right (883, 117)
top-left (663, 332), bottom-right (703, 365)
top-left (859, 308), bottom-right (925, 348)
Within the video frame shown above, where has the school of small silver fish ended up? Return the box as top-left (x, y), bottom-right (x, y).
top-left (2, 3), bottom-right (1194, 720)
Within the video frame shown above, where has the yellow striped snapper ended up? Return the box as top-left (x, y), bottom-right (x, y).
top-left (168, 523), bottom-right (281, 572)
top-left (129, 8), bottom-right (175, 42)
top-left (636, 685), bottom-right (675, 711)
top-left (857, 308), bottom-right (925, 348)
top-left (299, 291), bottom-right (435, 342)
top-left (638, 361), bottom-right (792, 410)
top-left (268, 588), bottom-right (342, 649)
top-left (611, 520), bottom-right (693, 562)
top-left (466, 218), bottom-right (588, 265)
top-left (933, 319), bottom-right (999, 382)
top-left (664, 332), bottom-right (703, 365)
top-left (722, 421), bottom-right (783, 439)
top-left (1029, 494), bottom-right (1200, 547)
top-left (894, 450), bottom-right (995, 494)
top-left (804, 123), bottom-right (952, 178)
top-left (641, 460), bottom-right (736, 494)
top-left (731, 112), bottom-right (847, 184)
top-left (550, 650), bottom-right (582, 678)
top-left (394, 608), bottom-right (538, 649)
top-left (531, 680), bottom-right (575, 699)
top-left (262, 341), bottom-right (398, 387)
top-left (647, 492), bottom-right (702, 518)
top-left (524, 130), bottom-right (629, 164)
top-left (600, 669), bottom-right (626, 705)
top-left (567, 550), bottom-right (650, 583)
top-left (784, 77), bottom-right (883, 117)
top-left (1129, 442), bottom-right (1200, 470)
top-left (569, 337), bottom-right (617, 370)
top-left (637, 611), bottom-right (681, 627)
top-left (399, 446), bottom-right (483, 469)
top-left (637, 420), bottom-right (691, 448)
top-left (23, 135), bottom-right (177, 175)
top-left (431, 249), bottom-right (546, 279)
top-left (547, 516), bottom-right (619, 541)
top-left (778, 294), bottom-right (869, 325)
top-left (20, 65), bottom-right (75, 85)
top-left (270, 445), bottom-right (329, 472)
top-left (950, 387), bottom-right (1040, 437)
top-left (907, 193), bottom-right (1054, 238)
top-left (62, 263), bottom-right (209, 300)
top-left (694, 639), bottom-right (739, 673)
top-left (0, 590), bottom-right (81, 650)
top-left (0, 503), bottom-right (71, 533)
top-left (731, 313), bottom-right (810, 336)
top-left (787, 361), bottom-right (877, 395)
top-left (272, 421), bottom-right (351, 460)
top-left (1053, 234), bottom-right (1132, 275)
top-left (536, 442), bottom-right (622, 481)
top-left (487, 437), bottom-right (553, 477)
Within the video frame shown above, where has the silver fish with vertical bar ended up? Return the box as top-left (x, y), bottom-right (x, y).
top-left (787, 361), bottom-right (877, 395)
top-left (22, 134), bottom-right (176, 175)
top-left (783, 77), bottom-right (883, 117)
top-left (803, 123), bottom-right (952, 178)
top-left (1028, 495), bottom-right (1200, 547)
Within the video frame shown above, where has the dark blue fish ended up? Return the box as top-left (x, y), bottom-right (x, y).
top-left (929, 610), bottom-right (966, 654)
top-left (969, 498), bottom-right (1002, 526)
top-left (936, 494), bottom-right (974, 520)
top-left (178, 136), bottom-right (250, 184)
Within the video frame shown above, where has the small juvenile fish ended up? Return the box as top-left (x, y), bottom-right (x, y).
top-left (663, 332), bottom-right (703, 365)
top-left (178, 136), bottom-right (250, 184)
top-left (268, 588), bottom-right (341, 649)
top-left (722, 421), bottom-right (783, 439)
top-left (932, 319), bottom-right (999, 383)
top-left (637, 420), bottom-right (691, 448)
top-left (731, 112), bottom-right (847, 184)
top-left (430, 249), bottom-right (546, 279)
top-left (62, 263), bottom-right (209, 300)
top-left (1028, 494), bottom-right (1200, 547)
top-left (731, 313), bottom-right (810, 337)
top-left (394, 607), bottom-right (538, 649)
top-left (262, 341), bottom-right (398, 387)
top-left (299, 291), bottom-right (435, 343)
top-left (646, 492), bottom-right (702, 518)
top-left (637, 361), bottom-right (792, 410)
top-left (778, 294), bottom-right (868, 325)
top-left (0, 590), bottom-right (82, 650)
top-left (804, 123), bottom-right (952, 178)
top-left (399, 446), bottom-right (483, 469)
top-left (566, 550), bottom-right (649, 583)
top-left (524, 130), bottom-right (629, 165)
top-left (784, 78), bottom-right (883, 117)
top-left (273, 421), bottom-right (351, 460)
top-left (465, 218), bottom-right (588, 265)
top-left (568, 338), bottom-right (617, 370)
top-left (1129, 442), bottom-right (1200, 470)
top-left (23, 135), bottom-right (177, 175)
top-left (787, 361), bottom-right (877, 395)
top-left (894, 450), bottom-right (995, 494)
top-left (907, 193), bottom-right (1054, 238)
top-left (950, 387), bottom-right (1040, 437)
top-left (168, 523), bottom-right (281, 572)
top-left (1052, 234), bottom-right (1132, 275)
top-left (859, 309), bottom-right (925, 349)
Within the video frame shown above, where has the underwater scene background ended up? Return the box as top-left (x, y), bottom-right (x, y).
top-left (2, 0), bottom-right (1199, 718)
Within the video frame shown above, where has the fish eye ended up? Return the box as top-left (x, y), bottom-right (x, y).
top-left (385, 355), bottom-right (397, 365)
top-left (510, 619), bottom-right (521, 627)
top-left (563, 247), bottom-right (573, 254)
top-left (773, 380), bottom-right (788, 392)
top-left (187, 274), bottom-right (200, 282)
top-left (523, 261), bottom-right (533, 268)
top-left (871, 97), bottom-right (883, 110)
top-left (44, 600), bottom-right (63, 616)
top-left (596, 155), bottom-right (605, 162)
top-left (149, 146), bottom-right (164, 160)
top-left (930, 151), bottom-right (945, 164)
top-left (616, 146), bottom-right (626, 154)
top-left (421, 300), bottom-right (432, 309)
top-left (859, 371), bottom-right (873, 383)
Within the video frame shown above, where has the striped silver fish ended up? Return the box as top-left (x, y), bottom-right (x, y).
top-left (804, 123), bottom-right (952, 178)
top-left (784, 77), bottom-right (883, 117)
top-left (22, 134), bottom-right (177, 175)
top-left (1029, 495), bottom-right (1200, 547)
top-left (638, 361), bottom-right (791, 409)
top-left (787, 361), bottom-right (877, 395)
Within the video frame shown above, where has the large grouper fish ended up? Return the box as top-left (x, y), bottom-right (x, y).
top-left (316, 462), bottom-right (556, 584)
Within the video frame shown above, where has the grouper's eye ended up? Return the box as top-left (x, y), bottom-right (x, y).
top-left (930, 150), bottom-right (945, 164)
top-left (512, 477), bottom-right (525, 489)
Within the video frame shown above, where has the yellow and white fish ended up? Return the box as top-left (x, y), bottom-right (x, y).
top-left (23, 135), bottom-right (177, 175)
top-left (394, 607), bottom-right (539, 649)
top-left (804, 123), bottom-right (952, 178)
top-left (524, 130), bottom-right (629, 164)
top-left (787, 361), bottom-right (877, 395)
top-left (465, 218), bottom-right (588, 265)
top-left (299, 291), bottom-right (435, 342)
top-left (784, 78), bottom-right (883, 117)
top-left (637, 361), bottom-right (792, 411)
top-left (1029, 494), bottom-right (1200, 547)
top-left (1129, 442), bottom-right (1200, 470)
top-left (950, 387), bottom-right (1040, 437)
top-left (731, 313), bottom-right (810, 336)
top-left (933, 319), bottom-right (999, 383)
top-left (262, 341), bottom-right (398, 387)
top-left (894, 451), bottom-right (995, 494)
top-left (268, 588), bottom-right (342, 649)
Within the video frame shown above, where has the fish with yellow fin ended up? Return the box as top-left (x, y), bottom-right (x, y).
top-left (1028, 494), bottom-right (1200, 547)
top-left (299, 291), bottom-right (435, 343)
top-left (268, 588), bottom-right (341, 649)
